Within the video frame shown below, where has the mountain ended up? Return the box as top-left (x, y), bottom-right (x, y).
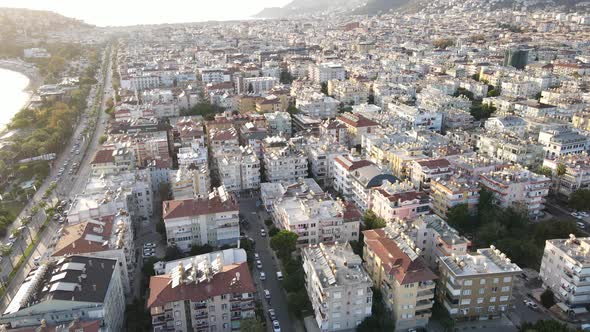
top-left (254, 0), bottom-right (590, 18)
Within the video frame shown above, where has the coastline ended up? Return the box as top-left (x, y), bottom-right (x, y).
top-left (0, 60), bottom-right (42, 135)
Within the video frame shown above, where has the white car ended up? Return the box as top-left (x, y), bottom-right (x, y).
top-left (523, 299), bottom-right (539, 310)
top-left (260, 229), bottom-right (266, 237)
top-left (272, 320), bottom-right (281, 332)
top-left (260, 272), bottom-right (266, 281)
top-left (143, 242), bottom-right (156, 248)
top-left (254, 253), bottom-right (260, 260)
top-left (256, 260), bottom-right (263, 269)
top-left (264, 289), bottom-right (271, 299)
top-left (276, 271), bottom-right (283, 280)
top-left (577, 222), bottom-right (586, 229)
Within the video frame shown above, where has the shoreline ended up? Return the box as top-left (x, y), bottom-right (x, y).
top-left (0, 60), bottom-right (42, 135)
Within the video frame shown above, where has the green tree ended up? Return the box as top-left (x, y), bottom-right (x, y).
top-left (320, 82), bottom-right (328, 95)
top-left (156, 218), bottom-right (166, 240)
top-left (535, 166), bottom-right (552, 178)
top-left (487, 89), bottom-right (500, 97)
top-left (287, 291), bottom-right (312, 318)
top-left (248, 83), bottom-right (254, 93)
top-left (270, 230), bottom-right (298, 260)
top-left (189, 244), bottom-right (213, 256)
top-left (268, 226), bottom-right (279, 237)
top-left (165, 245), bottom-right (183, 261)
top-left (555, 163), bottom-right (567, 195)
top-left (240, 318), bottom-right (265, 332)
top-left (98, 135), bottom-right (107, 144)
top-left (447, 204), bottom-right (472, 233)
top-left (519, 320), bottom-right (574, 332)
top-left (363, 210), bottom-right (386, 230)
top-left (570, 189), bottom-right (590, 211)
top-left (540, 288), bottom-right (556, 308)
top-left (279, 69), bottom-right (294, 84)
top-left (432, 38), bottom-right (455, 49)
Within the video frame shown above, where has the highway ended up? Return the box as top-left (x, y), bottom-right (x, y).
top-left (0, 46), bottom-right (114, 312)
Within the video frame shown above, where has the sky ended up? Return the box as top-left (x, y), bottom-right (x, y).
top-left (0, 0), bottom-right (292, 26)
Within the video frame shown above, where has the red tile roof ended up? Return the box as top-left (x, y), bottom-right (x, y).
top-left (147, 262), bottom-right (255, 308)
top-left (90, 149), bottom-right (115, 165)
top-left (163, 196), bottom-right (238, 220)
top-left (334, 155), bottom-right (374, 171)
top-left (363, 229), bottom-right (437, 285)
top-left (373, 188), bottom-right (428, 203)
top-left (52, 217), bottom-right (115, 257)
top-left (337, 114), bottom-right (378, 128)
top-left (416, 158), bottom-right (450, 169)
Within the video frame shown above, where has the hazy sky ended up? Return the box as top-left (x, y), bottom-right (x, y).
top-left (0, 0), bottom-right (292, 26)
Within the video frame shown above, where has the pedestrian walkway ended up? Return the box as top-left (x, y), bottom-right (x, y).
top-left (428, 315), bottom-right (518, 332)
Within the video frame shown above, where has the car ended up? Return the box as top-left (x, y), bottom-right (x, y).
top-left (259, 272), bottom-right (266, 281)
top-left (75, 150), bottom-right (80, 155)
top-left (33, 255), bottom-right (42, 266)
top-left (580, 212), bottom-right (589, 218)
top-left (256, 260), bottom-right (263, 269)
top-left (53, 214), bottom-right (61, 221)
top-left (276, 271), bottom-right (284, 280)
top-left (272, 320), bottom-right (281, 332)
top-left (254, 253), bottom-right (260, 260)
top-left (144, 242), bottom-right (156, 248)
top-left (264, 289), bottom-right (271, 299)
top-left (260, 229), bottom-right (266, 237)
top-left (68, 169), bottom-right (74, 175)
top-left (572, 212), bottom-right (580, 217)
top-left (57, 217), bottom-right (65, 224)
top-left (268, 309), bottom-right (276, 321)
top-left (523, 299), bottom-right (539, 310)
top-left (577, 222), bottom-right (586, 229)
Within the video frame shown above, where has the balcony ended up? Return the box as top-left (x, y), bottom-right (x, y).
top-left (416, 299), bottom-right (434, 310)
top-left (417, 289), bottom-right (434, 301)
top-left (194, 310), bottom-right (208, 319)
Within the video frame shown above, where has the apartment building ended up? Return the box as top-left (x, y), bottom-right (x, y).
top-left (170, 165), bottom-right (211, 199)
top-left (327, 79), bottom-right (369, 105)
top-left (90, 144), bottom-right (136, 176)
top-left (215, 146), bottom-right (261, 191)
top-left (310, 62), bottom-right (346, 83)
top-left (302, 243), bottom-right (373, 332)
top-left (446, 154), bottom-right (508, 179)
top-left (264, 111), bottom-right (292, 137)
top-left (476, 133), bottom-right (544, 167)
top-left (363, 228), bottom-right (437, 331)
top-left (543, 154), bottom-right (590, 197)
top-left (272, 193), bottom-right (361, 247)
top-left (538, 127), bottom-right (589, 160)
top-left (0, 256), bottom-right (126, 332)
top-left (260, 178), bottom-right (323, 212)
top-left (539, 235), bottom-right (590, 307)
top-left (389, 104), bottom-right (443, 133)
top-left (349, 162), bottom-right (399, 212)
top-left (332, 156), bottom-right (374, 199)
top-left (370, 180), bottom-right (431, 221)
top-left (306, 137), bottom-right (350, 188)
top-left (336, 113), bottom-right (379, 147)
top-left (147, 251), bottom-right (256, 332)
top-left (163, 186), bottom-right (239, 252)
top-left (430, 175), bottom-right (481, 218)
top-left (479, 166), bottom-right (551, 218)
top-left (409, 158), bottom-right (453, 191)
top-left (239, 76), bottom-right (278, 94)
top-left (262, 136), bottom-right (308, 183)
top-left (437, 247), bottom-right (522, 321)
top-left (296, 92), bottom-right (340, 119)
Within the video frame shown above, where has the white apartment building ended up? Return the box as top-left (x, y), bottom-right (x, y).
top-left (177, 142), bottom-right (209, 168)
top-left (409, 158), bottom-right (453, 191)
top-left (310, 62), bottom-right (346, 83)
top-left (302, 243), bottom-right (373, 332)
top-left (200, 68), bottom-right (231, 84)
top-left (262, 136), bottom-right (308, 183)
top-left (538, 127), bottom-right (589, 160)
top-left (328, 79), bottom-right (370, 105)
top-left (163, 186), bottom-right (240, 252)
top-left (90, 145), bottom-right (136, 176)
top-left (272, 193), bottom-right (361, 247)
top-left (170, 165), bottom-right (211, 199)
top-left (215, 146), bottom-right (261, 191)
top-left (370, 180), bottom-right (431, 221)
top-left (241, 76), bottom-right (278, 94)
top-left (306, 138), bottom-right (350, 188)
top-left (479, 166), bottom-right (551, 218)
top-left (260, 178), bottom-right (324, 212)
top-left (264, 111), bottom-right (292, 137)
top-left (389, 103), bottom-right (443, 132)
top-left (296, 92), bottom-right (340, 119)
top-left (540, 235), bottom-right (590, 308)
top-left (543, 154), bottom-right (590, 197)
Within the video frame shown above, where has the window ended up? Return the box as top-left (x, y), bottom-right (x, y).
top-left (334, 292), bottom-right (342, 299)
top-left (493, 278), bottom-right (499, 284)
top-left (500, 296), bottom-right (509, 302)
top-left (477, 298), bottom-right (484, 304)
top-left (462, 289), bottom-right (471, 296)
top-left (479, 288), bottom-right (485, 295)
top-left (503, 276), bottom-right (512, 283)
top-left (461, 299), bottom-right (471, 305)
top-left (488, 306), bottom-right (495, 312)
top-left (491, 287), bottom-right (498, 293)
top-left (490, 297), bottom-right (496, 302)
top-left (464, 280), bottom-right (473, 286)
top-left (480, 279), bottom-right (486, 285)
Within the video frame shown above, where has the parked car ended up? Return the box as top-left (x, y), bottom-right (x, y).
top-left (524, 299), bottom-right (539, 310)
top-left (144, 242), bottom-right (156, 248)
top-left (272, 320), bottom-right (281, 332)
top-left (276, 271), bottom-right (284, 280)
top-left (268, 309), bottom-right (276, 321)
top-left (256, 260), bottom-right (263, 269)
top-left (254, 253), bottom-right (260, 260)
top-left (264, 289), bottom-right (270, 299)
top-left (577, 222), bottom-right (586, 229)
top-left (260, 228), bottom-right (266, 237)
top-left (260, 272), bottom-right (266, 281)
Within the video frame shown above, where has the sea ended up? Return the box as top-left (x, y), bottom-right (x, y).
top-left (0, 68), bottom-right (30, 131)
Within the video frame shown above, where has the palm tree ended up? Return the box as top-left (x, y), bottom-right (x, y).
top-left (555, 163), bottom-right (567, 196)
top-left (1, 245), bottom-right (14, 270)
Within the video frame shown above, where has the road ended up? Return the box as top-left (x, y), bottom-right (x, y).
top-left (0, 47), bottom-right (113, 312)
top-left (239, 196), bottom-right (297, 332)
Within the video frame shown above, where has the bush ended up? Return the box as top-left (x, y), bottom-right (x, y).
top-left (541, 288), bottom-right (556, 308)
top-left (264, 219), bottom-right (273, 227)
top-left (268, 226), bottom-right (279, 237)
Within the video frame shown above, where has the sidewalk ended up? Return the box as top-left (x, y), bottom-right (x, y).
top-left (428, 315), bottom-right (518, 332)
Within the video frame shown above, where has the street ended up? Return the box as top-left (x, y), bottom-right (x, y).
top-left (240, 196), bottom-right (299, 332)
top-left (0, 47), bottom-right (114, 312)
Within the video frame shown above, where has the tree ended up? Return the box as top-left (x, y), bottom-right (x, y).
top-left (432, 38), bottom-right (455, 49)
top-left (518, 320), bottom-right (574, 332)
top-left (540, 289), bottom-right (556, 308)
top-left (570, 189), bottom-right (590, 211)
top-left (555, 163), bottom-right (567, 195)
top-left (363, 210), bottom-right (386, 230)
top-left (320, 82), bottom-right (328, 95)
top-left (189, 244), bottom-right (213, 256)
top-left (270, 230), bottom-right (298, 260)
top-left (156, 218), bottom-right (166, 240)
top-left (268, 226), bottom-right (279, 237)
top-left (247, 83), bottom-right (254, 93)
top-left (279, 69), bottom-right (293, 84)
top-left (487, 89), bottom-right (500, 97)
top-left (535, 166), bottom-right (552, 178)
top-left (98, 135), bottom-right (107, 144)
top-left (287, 291), bottom-right (312, 318)
top-left (446, 204), bottom-right (472, 233)
top-left (165, 245), bottom-right (183, 261)
top-left (286, 104), bottom-right (300, 115)
top-left (240, 318), bottom-right (265, 332)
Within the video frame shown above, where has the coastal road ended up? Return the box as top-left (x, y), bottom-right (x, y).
top-left (0, 47), bottom-right (113, 312)
top-left (239, 196), bottom-right (298, 332)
